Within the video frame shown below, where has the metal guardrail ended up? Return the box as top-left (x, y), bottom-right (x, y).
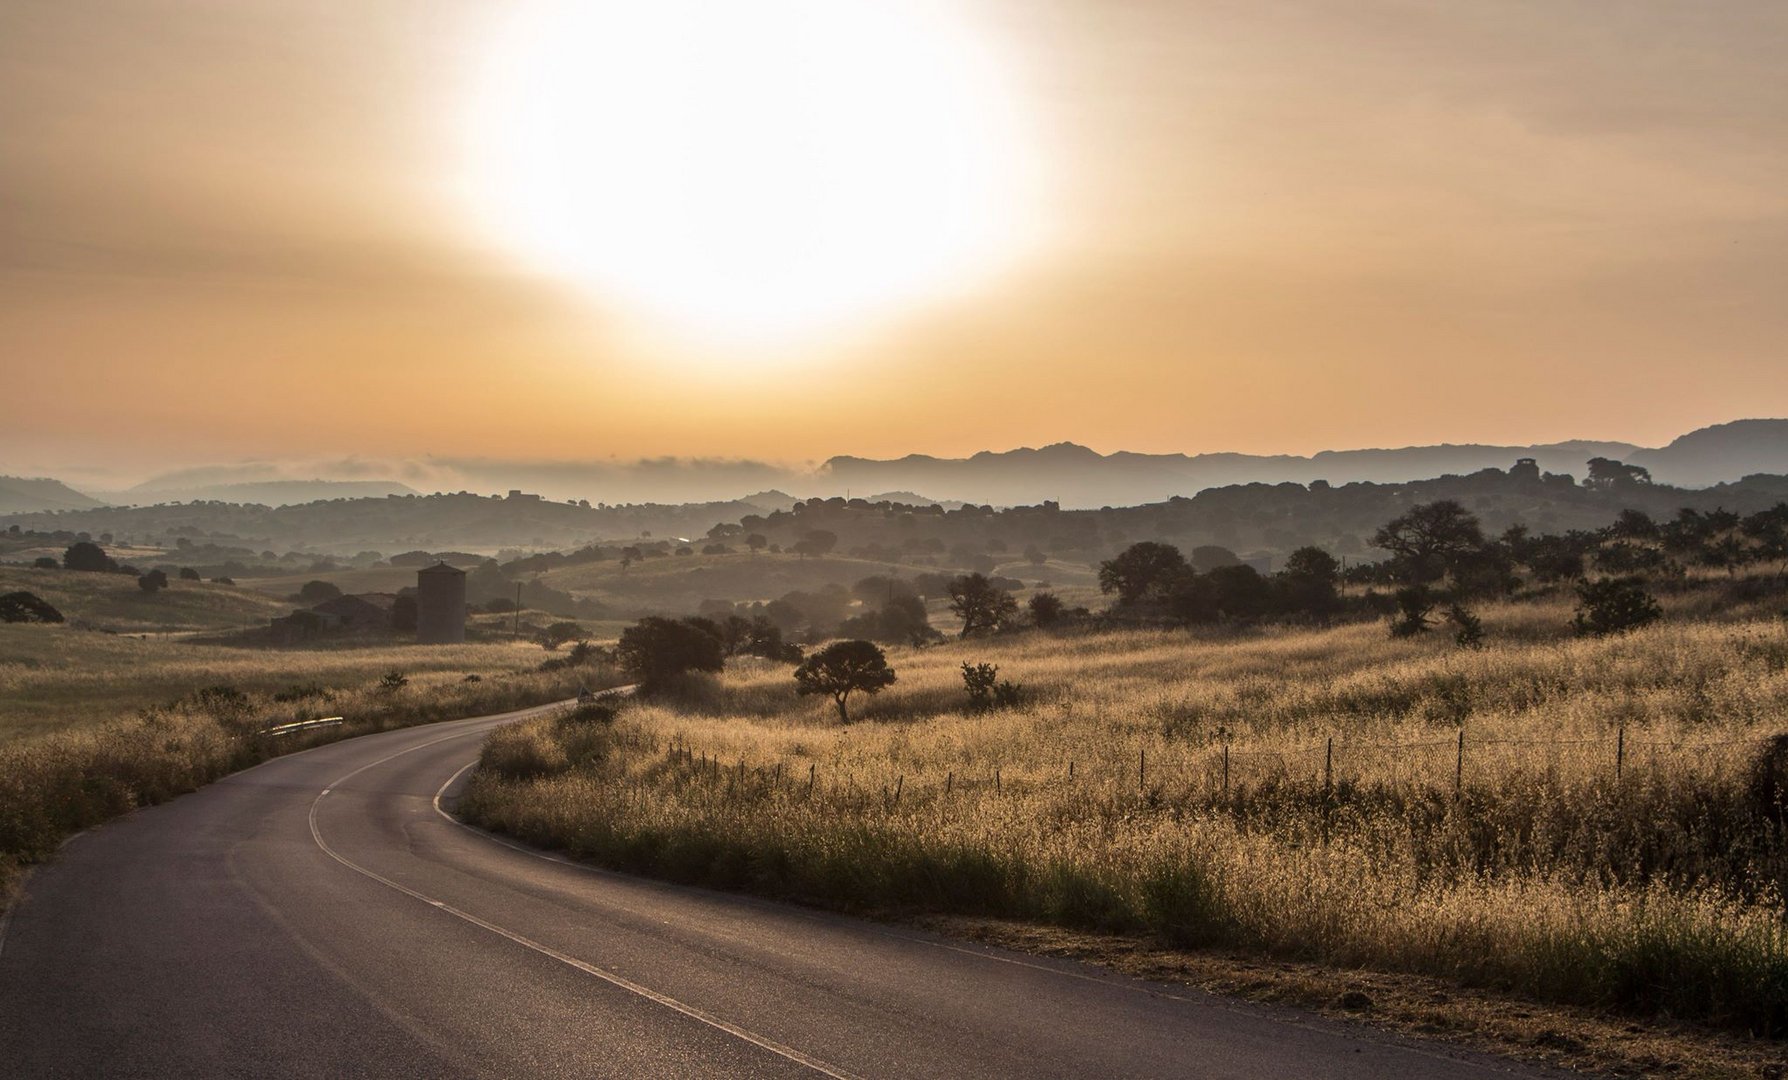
top-left (260, 716), bottom-right (345, 737)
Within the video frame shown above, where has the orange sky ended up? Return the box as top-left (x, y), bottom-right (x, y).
top-left (3, 1), bottom-right (1786, 482)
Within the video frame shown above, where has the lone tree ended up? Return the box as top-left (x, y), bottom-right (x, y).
top-left (1098, 541), bottom-right (1188, 605)
top-left (138, 569), bottom-right (169, 593)
top-left (1028, 590), bottom-right (1065, 629)
top-left (540, 621), bottom-right (586, 650)
top-left (793, 639), bottom-right (896, 723)
top-left (1372, 500), bottom-right (1485, 583)
top-left (615, 616), bottom-right (726, 690)
top-left (947, 572), bottom-right (1017, 637)
top-left (178, 567), bottom-right (202, 581)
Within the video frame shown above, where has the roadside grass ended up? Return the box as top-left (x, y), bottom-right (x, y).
top-left (0, 656), bottom-right (624, 902)
top-left (460, 602), bottom-right (1788, 1035)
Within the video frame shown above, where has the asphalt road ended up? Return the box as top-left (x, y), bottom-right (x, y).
top-left (0, 702), bottom-right (1553, 1078)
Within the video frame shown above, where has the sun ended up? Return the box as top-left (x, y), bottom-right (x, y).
top-left (465, 0), bottom-right (1041, 344)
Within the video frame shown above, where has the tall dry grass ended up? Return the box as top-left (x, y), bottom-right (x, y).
top-left (461, 601), bottom-right (1788, 1032)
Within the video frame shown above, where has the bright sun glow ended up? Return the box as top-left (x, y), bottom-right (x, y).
top-left (466, 0), bottom-right (1041, 345)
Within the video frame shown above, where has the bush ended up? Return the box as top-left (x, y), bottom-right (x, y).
top-left (378, 670), bottom-right (409, 691)
top-left (0, 591), bottom-right (63, 624)
top-left (1028, 591), bottom-right (1065, 629)
top-left (178, 567), bottom-right (201, 581)
top-left (961, 662), bottom-right (1022, 711)
top-left (1388, 585), bottom-right (1435, 638)
top-left (62, 541), bottom-right (114, 572)
top-left (541, 621), bottom-right (586, 650)
top-left (1446, 603), bottom-right (1484, 649)
top-left (616, 617), bottom-right (725, 690)
top-left (1573, 577), bottom-right (1663, 636)
top-left (138, 569), bottom-right (168, 594)
top-left (32, 556), bottom-right (57, 570)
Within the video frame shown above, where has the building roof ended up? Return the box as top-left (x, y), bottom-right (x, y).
top-left (417, 561), bottom-right (466, 576)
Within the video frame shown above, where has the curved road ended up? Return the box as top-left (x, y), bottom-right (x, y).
top-left (0, 703), bottom-right (1549, 1078)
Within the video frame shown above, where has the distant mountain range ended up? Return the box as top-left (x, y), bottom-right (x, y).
top-left (818, 419), bottom-right (1788, 508)
top-left (4, 419), bottom-right (1784, 513)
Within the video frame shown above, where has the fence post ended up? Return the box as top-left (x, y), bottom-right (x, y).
top-left (1139, 748), bottom-right (1146, 793)
top-left (946, 771), bottom-right (953, 794)
top-left (996, 768), bottom-right (1002, 795)
top-left (1454, 728), bottom-right (1464, 799)
top-left (1222, 744), bottom-right (1230, 794)
top-left (1324, 737), bottom-right (1333, 795)
top-left (807, 762), bottom-right (815, 796)
top-left (1069, 760), bottom-right (1075, 783)
top-left (894, 775), bottom-right (903, 806)
top-left (1616, 724), bottom-right (1625, 782)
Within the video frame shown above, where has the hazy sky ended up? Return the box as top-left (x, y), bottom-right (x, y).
top-left (4, 0), bottom-right (1786, 482)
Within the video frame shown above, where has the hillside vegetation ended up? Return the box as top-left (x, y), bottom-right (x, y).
top-left (462, 584), bottom-right (1788, 1034)
top-left (0, 566), bottom-right (288, 633)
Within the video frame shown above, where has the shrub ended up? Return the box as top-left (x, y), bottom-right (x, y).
top-left (0, 591), bottom-right (63, 624)
top-left (961, 662), bottom-right (1022, 711)
top-left (178, 567), bottom-right (201, 581)
top-left (138, 569), bottom-right (168, 593)
top-left (1028, 591), bottom-right (1065, 629)
top-left (378, 670), bottom-right (409, 691)
top-left (62, 541), bottom-right (114, 572)
top-left (1446, 603), bottom-right (1484, 649)
top-left (296, 580), bottom-right (342, 604)
top-left (1388, 585), bottom-right (1435, 638)
top-left (541, 621), bottom-right (586, 650)
top-left (32, 556), bottom-right (57, 570)
top-left (1573, 577), bottom-right (1663, 636)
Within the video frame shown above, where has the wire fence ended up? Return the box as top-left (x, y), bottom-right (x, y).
top-left (653, 726), bottom-right (1778, 807)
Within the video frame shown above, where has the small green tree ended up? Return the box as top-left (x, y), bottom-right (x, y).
top-left (1389, 585), bottom-right (1436, 638)
top-left (1572, 577), bottom-right (1662, 636)
top-left (63, 541), bottom-right (114, 573)
top-left (794, 640), bottom-right (896, 723)
top-left (1028, 591), bottom-right (1065, 628)
top-left (1097, 541), bottom-right (1188, 605)
top-left (1445, 603), bottom-right (1484, 649)
top-left (961, 661), bottom-right (1022, 711)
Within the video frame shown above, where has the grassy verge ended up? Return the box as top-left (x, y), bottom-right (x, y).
top-left (458, 610), bottom-right (1788, 1039)
top-left (0, 660), bottom-right (623, 902)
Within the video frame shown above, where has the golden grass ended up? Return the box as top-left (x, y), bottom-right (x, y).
top-left (0, 627), bottom-right (565, 741)
top-left (0, 565), bottom-right (289, 632)
top-left (462, 598), bottom-right (1788, 1031)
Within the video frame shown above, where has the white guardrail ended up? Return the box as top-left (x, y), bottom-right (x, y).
top-left (260, 716), bottom-right (345, 737)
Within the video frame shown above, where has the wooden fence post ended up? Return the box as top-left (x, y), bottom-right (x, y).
top-left (807, 762), bottom-right (815, 796)
top-left (1139, 748), bottom-right (1146, 793)
top-left (1324, 737), bottom-right (1333, 795)
top-left (946, 771), bottom-right (953, 794)
top-left (1616, 724), bottom-right (1625, 782)
top-left (995, 768), bottom-right (1002, 795)
top-left (1069, 760), bottom-right (1075, 783)
top-left (1222, 744), bottom-right (1229, 794)
top-left (1455, 729), bottom-right (1464, 799)
top-left (894, 775), bottom-right (903, 806)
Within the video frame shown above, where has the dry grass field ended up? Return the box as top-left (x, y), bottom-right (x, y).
top-left (462, 591), bottom-right (1788, 1033)
top-left (0, 566), bottom-right (289, 633)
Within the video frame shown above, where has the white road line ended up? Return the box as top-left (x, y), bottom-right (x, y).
top-left (310, 734), bottom-right (857, 1080)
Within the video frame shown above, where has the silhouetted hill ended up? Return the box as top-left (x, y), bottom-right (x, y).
top-left (107, 479), bottom-right (420, 506)
top-left (821, 438), bottom-right (1642, 508)
top-left (0, 476), bottom-right (103, 513)
top-left (1625, 419), bottom-right (1788, 486)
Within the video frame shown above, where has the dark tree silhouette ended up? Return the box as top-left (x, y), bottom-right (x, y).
top-left (138, 569), bottom-right (168, 593)
top-left (1028, 591), bottom-right (1065, 628)
top-left (1097, 541), bottom-right (1188, 604)
top-left (0, 591), bottom-right (64, 623)
top-left (62, 541), bottom-right (114, 573)
top-left (1372, 500), bottom-right (1485, 583)
top-left (297, 580), bottom-right (342, 604)
top-left (178, 567), bottom-right (201, 581)
top-left (947, 572), bottom-right (1017, 637)
top-left (793, 640), bottom-right (896, 723)
top-left (615, 616), bottom-right (726, 689)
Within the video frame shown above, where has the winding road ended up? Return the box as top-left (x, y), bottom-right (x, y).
top-left (0, 702), bottom-right (1550, 1078)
